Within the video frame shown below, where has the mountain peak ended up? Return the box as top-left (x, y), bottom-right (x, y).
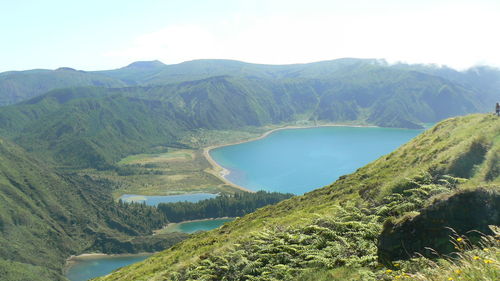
top-left (55, 67), bottom-right (78, 71)
top-left (125, 60), bottom-right (166, 69)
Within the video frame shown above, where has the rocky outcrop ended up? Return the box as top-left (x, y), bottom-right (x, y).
top-left (378, 188), bottom-right (500, 264)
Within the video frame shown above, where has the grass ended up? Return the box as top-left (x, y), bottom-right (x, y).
top-left (117, 150), bottom-right (195, 165)
top-left (83, 149), bottom-right (230, 197)
top-left (379, 228), bottom-right (500, 280)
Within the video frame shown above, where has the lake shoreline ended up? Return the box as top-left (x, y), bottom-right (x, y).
top-left (64, 252), bottom-right (154, 275)
top-left (203, 123), bottom-right (378, 192)
top-left (156, 217), bottom-right (235, 234)
top-left (66, 252), bottom-right (153, 261)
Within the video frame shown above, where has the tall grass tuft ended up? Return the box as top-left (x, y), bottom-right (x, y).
top-left (381, 226), bottom-right (499, 280)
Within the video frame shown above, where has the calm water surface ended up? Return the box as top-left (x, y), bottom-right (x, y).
top-left (119, 193), bottom-right (217, 206)
top-left (210, 126), bottom-right (422, 194)
top-left (65, 254), bottom-right (151, 281)
top-left (173, 218), bottom-right (234, 233)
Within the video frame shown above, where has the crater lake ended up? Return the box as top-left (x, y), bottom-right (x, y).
top-left (209, 126), bottom-right (423, 194)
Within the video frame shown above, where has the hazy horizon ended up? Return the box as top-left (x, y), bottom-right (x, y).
top-left (2, 0), bottom-right (500, 72)
top-left (2, 57), bottom-right (499, 73)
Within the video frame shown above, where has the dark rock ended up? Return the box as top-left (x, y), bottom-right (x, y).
top-left (377, 188), bottom-right (500, 264)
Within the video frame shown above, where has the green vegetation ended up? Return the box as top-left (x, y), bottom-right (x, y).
top-left (0, 138), bottom-right (188, 281)
top-left (118, 150), bottom-right (195, 165)
top-left (86, 135), bottom-right (267, 196)
top-left (95, 60), bottom-right (166, 85)
top-left (0, 67), bottom-right (125, 106)
top-left (96, 114), bottom-right (499, 280)
top-left (87, 148), bottom-right (231, 196)
top-left (379, 227), bottom-right (500, 281)
top-left (157, 191), bottom-right (294, 222)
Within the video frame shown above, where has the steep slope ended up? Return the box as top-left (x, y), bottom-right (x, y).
top-left (394, 63), bottom-right (500, 108)
top-left (0, 139), bottom-right (186, 281)
top-left (0, 68), bottom-right (126, 106)
top-left (0, 73), bottom-right (487, 169)
top-left (96, 114), bottom-right (499, 280)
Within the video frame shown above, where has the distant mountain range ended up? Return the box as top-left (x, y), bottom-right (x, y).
top-left (0, 59), bottom-right (497, 169)
top-left (1, 58), bottom-right (498, 106)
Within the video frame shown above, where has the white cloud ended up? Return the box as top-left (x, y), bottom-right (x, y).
top-left (104, 2), bottom-right (500, 69)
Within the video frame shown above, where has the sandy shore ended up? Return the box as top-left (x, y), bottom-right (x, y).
top-left (64, 252), bottom-right (153, 273)
top-left (66, 252), bottom-right (152, 261)
top-left (203, 123), bottom-right (377, 192)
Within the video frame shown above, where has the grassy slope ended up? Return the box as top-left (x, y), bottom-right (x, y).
top-left (0, 138), bottom-right (185, 281)
top-left (95, 60), bottom-right (166, 85)
top-left (96, 114), bottom-right (499, 280)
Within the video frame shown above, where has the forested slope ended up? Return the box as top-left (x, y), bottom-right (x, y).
top-left (0, 139), bottom-right (187, 281)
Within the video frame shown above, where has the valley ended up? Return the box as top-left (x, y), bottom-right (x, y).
top-left (3, 1), bottom-right (500, 280)
top-left (97, 113), bottom-right (500, 281)
top-left (0, 58), bottom-right (498, 281)
top-left (61, 123), bottom-right (421, 280)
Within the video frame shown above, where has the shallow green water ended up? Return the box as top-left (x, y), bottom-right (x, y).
top-left (210, 126), bottom-right (422, 194)
top-left (65, 254), bottom-right (151, 281)
top-left (173, 218), bottom-right (234, 233)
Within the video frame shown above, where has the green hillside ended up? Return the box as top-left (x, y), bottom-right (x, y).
top-left (393, 63), bottom-right (500, 105)
top-left (95, 60), bottom-right (166, 85)
top-left (3, 58), bottom-right (498, 112)
top-left (0, 68), bottom-right (126, 106)
top-left (105, 58), bottom-right (499, 111)
top-left (0, 72), bottom-right (488, 169)
top-left (96, 114), bottom-right (500, 280)
top-left (0, 138), bottom-right (187, 281)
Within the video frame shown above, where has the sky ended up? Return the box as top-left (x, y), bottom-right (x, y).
top-left (1, 0), bottom-right (500, 72)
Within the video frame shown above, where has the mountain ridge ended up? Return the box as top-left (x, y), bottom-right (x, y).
top-left (2, 58), bottom-right (499, 107)
top-left (0, 72), bottom-right (488, 169)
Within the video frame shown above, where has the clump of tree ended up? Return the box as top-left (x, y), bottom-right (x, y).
top-left (157, 191), bottom-right (294, 222)
top-left (114, 200), bottom-right (169, 234)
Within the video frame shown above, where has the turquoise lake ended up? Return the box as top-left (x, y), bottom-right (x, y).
top-left (65, 254), bottom-right (151, 281)
top-left (119, 193), bottom-right (218, 206)
top-left (210, 126), bottom-right (422, 194)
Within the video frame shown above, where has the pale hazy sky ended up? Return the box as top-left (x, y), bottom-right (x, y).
top-left (1, 0), bottom-right (500, 72)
